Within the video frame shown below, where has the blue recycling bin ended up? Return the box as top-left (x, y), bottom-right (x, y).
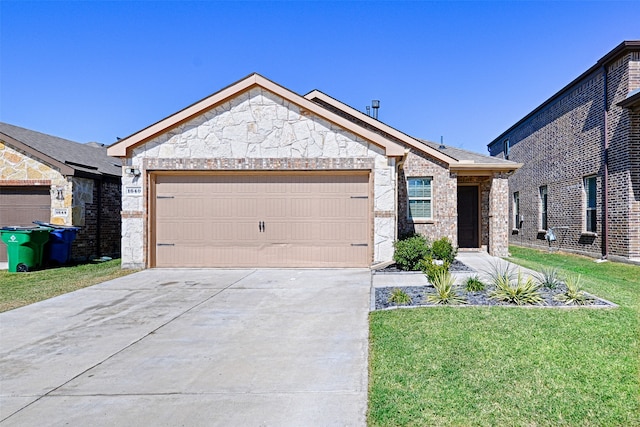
top-left (34, 222), bottom-right (80, 265)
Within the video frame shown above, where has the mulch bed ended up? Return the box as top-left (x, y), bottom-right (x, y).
top-left (374, 283), bottom-right (616, 310)
top-left (373, 260), bottom-right (616, 309)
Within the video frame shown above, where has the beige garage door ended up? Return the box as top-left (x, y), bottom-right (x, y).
top-left (153, 172), bottom-right (370, 267)
top-left (0, 186), bottom-right (51, 262)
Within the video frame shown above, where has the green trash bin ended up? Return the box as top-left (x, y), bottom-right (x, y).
top-left (0, 226), bottom-right (51, 272)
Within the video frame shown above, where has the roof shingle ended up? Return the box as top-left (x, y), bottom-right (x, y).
top-left (0, 122), bottom-right (121, 177)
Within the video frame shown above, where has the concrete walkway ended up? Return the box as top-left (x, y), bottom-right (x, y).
top-left (0, 269), bottom-right (371, 426)
top-left (372, 251), bottom-right (539, 288)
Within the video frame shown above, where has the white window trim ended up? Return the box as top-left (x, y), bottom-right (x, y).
top-left (584, 176), bottom-right (597, 233)
top-left (407, 177), bottom-right (433, 221)
top-left (539, 185), bottom-right (548, 231)
top-left (513, 191), bottom-right (520, 229)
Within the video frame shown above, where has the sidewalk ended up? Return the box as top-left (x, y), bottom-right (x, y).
top-left (372, 251), bottom-right (539, 289)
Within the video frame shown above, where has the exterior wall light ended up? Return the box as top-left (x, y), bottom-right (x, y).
top-left (125, 167), bottom-right (141, 176)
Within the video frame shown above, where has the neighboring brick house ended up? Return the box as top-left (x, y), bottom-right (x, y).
top-left (488, 41), bottom-right (640, 263)
top-left (108, 74), bottom-right (519, 269)
top-left (0, 122), bottom-right (122, 262)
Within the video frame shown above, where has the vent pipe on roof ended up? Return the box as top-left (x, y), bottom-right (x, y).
top-left (439, 136), bottom-right (446, 149)
top-left (371, 100), bottom-right (380, 120)
top-left (366, 106), bottom-right (371, 117)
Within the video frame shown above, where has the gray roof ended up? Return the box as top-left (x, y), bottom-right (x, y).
top-left (418, 139), bottom-right (519, 166)
top-left (0, 122), bottom-right (121, 178)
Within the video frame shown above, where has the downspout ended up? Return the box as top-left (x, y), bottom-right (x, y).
top-left (96, 177), bottom-right (102, 258)
top-left (602, 65), bottom-right (609, 260)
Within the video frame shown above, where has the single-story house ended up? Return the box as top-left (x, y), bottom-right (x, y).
top-left (107, 74), bottom-right (520, 269)
top-left (0, 122), bottom-right (122, 262)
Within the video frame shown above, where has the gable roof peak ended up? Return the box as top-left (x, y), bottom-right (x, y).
top-left (107, 74), bottom-right (406, 158)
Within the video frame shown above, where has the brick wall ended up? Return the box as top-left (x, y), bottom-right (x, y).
top-left (71, 177), bottom-right (121, 261)
top-left (398, 150), bottom-right (457, 243)
top-left (629, 109), bottom-right (640, 259)
top-left (489, 49), bottom-right (639, 260)
top-left (317, 95), bottom-right (511, 256)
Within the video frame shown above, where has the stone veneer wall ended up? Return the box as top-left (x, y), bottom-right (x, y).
top-left (489, 51), bottom-right (640, 260)
top-left (120, 88), bottom-right (397, 268)
top-left (0, 141), bottom-right (71, 223)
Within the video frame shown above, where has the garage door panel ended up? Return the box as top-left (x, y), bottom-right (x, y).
top-left (0, 186), bottom-right (51, 262)
top-left (153, 173), bottom-right (370, 267)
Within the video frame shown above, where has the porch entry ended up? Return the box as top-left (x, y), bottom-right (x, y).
top-left (457, 185), bottom-right (479, 248)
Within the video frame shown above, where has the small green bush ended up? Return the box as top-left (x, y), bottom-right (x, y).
top-left (431, 237), bottom-right (458, 264)
top-left (420, 256), bottom-right (450, 283)
top-left (425, 270), bottom-right (466, 305)
top-left (489, 272), bottom-right (544, 305)
top-left (388, 288), bottom-right (412, 306)
top-left (465, 275), bottom-right (485, 292)
top-left (393, 235), bottom-right (430, 271)
top-left (554, 274), bottom-right (593, 305)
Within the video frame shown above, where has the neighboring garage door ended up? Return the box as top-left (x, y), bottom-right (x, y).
top-left (153, 172), bottom-right (370, 267)
top-left (0, 186), bottom-right (51, 262)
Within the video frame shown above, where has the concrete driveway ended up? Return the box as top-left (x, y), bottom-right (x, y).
top-left (0, 269), bottom-right (371, 426)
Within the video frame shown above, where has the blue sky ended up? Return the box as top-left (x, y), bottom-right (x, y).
top-left (1, 1), bottom-right (638, 155)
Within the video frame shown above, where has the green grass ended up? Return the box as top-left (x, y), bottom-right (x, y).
top-left (368, 246), bottom-right (640, 426)
top-left (0, 259), bottom-right (136, 312)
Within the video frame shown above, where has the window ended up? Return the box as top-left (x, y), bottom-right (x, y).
top-left (503, 139), bottom-right (510, 160)
top-left (585, 176), bottom-right (597, 232)
top-left (539, 186), bottom-right (548, 230)
top-left (407, 177), bottom-right (432, 220)
top-left (513, 192), bottom-right (521, 229)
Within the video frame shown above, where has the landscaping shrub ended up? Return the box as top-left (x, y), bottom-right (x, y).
top-left (484, 260), bottom-right (517, 290)
top-left (535, 267), bottom-right (562, 289)
top-left (420, 256), bottom-right (450, 282)
top-left (489, 271), bottom-right (544, 305)
top-left (465, 275), bottom-right (485, 292)
top-left (425, 270), bottom-right (466, 305)
top-left (393, 234), bottom-right (430, 271)
top-left (388, 288), bottom-right (412, 306)
top-left (554, 274), bottom-right (593, 305)
top-left (431, 237), bottom-right (458, 264)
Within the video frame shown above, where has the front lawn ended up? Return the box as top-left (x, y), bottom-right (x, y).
top-left (0, 259), bottom-right (135, 312)
top-left (368, 246), bottom-right (639, 426)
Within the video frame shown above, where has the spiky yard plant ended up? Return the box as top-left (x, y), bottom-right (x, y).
top-left (465, 275), bottom-right (485, 292)
top-left (425, 270), bottom-right (466, 305)
top-left (388, 288), bottom-right (412, 306)
top-left (483, 260), bottom-right (517, 290)
top-left (554, 274), bottom-right (593, 305)
top-left (535, 267), bottom-right (562, 289)
top-left (489, 271), bottom-right (544, 305)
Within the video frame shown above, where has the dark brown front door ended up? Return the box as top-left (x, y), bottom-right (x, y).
top-left (457, 186), bottom-right (479, 248)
